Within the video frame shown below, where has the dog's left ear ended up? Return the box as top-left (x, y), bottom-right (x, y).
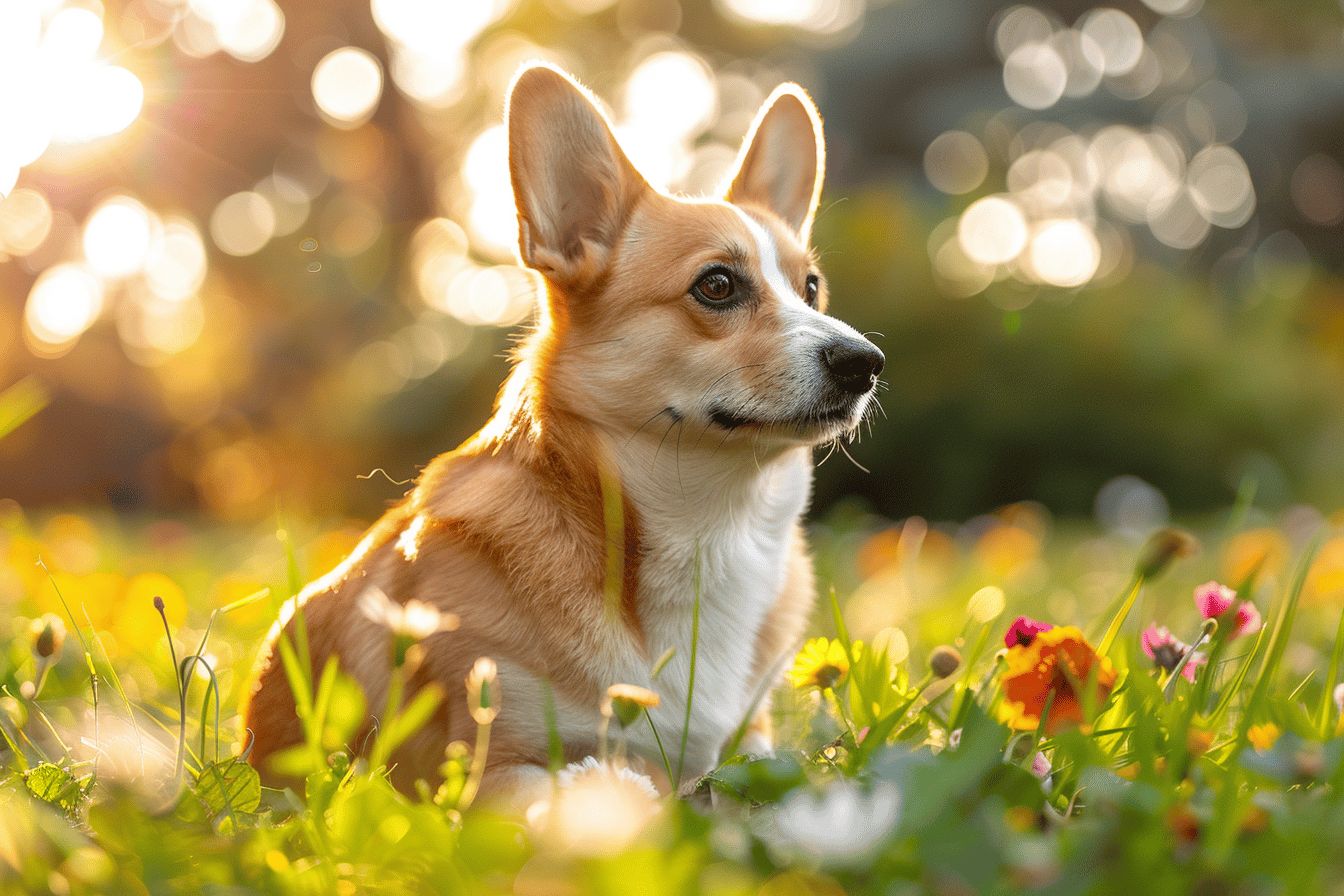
top-left (723, 84), bottom-right (825, 242)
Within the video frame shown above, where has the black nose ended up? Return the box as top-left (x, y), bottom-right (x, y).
top-left (821, 339), bottom-right (884, 395)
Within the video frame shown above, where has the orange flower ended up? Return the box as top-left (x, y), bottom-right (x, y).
top-left (999, 626), bottom-right (1116, 734)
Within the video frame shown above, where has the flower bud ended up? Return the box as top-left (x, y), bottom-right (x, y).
top-left (30, 614), bottom-right (65, 660)
top-left (929, 645), bottom-right (962, 679)
top-left (466, 657), bottom-right (499, 726)
top-left (1134, 528), bottom-right (1198, 580)
top-left (605, 683), bottom-right (660, 728)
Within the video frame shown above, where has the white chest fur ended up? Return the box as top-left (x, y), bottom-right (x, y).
top-left (608, 440), bottom-right (812, 782)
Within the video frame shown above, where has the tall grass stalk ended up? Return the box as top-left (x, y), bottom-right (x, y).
top-left (675, 545), bottom-right (702, 788)
top-left (38, 560), bottom-right (101, 770)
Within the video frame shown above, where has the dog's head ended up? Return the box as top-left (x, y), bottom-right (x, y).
top-left (506, 63), bottom-right (882, 453)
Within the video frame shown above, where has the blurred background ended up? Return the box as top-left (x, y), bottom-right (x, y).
top-left (3, 0), bottom-right (1344, 528)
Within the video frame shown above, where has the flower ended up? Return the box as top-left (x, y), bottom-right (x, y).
top-left (1334, 682), bottom-right (1344, 715)
top-left (604, 683), bottom-right (660, 728)
top-left (1194, 581), bottom-right (1236, 619)
top-left (1029, 751), bottom-right (1053, 787)
top-left (786, 637), bottom-right (850, 691)
top-left (1193, 581), bottom-right (1261, 640)
top-left (1233, 601), bottom-right (1262, 639)
top-left (760, 779), bottom-right (901, 868)
top-left (357, 588), bottom-right (459, 640)
top-left (1248, 722), bottom-right (1281, 752)
top-left (466, 657), bottom-right (499, 725)
top-left (999, 626), bottom-right (1116, 734)
top-left (1140, 624), bottom-right (1205, 683)
top-left (1003, 615), bottom-right (1053, 649)
top-left (535, 757), bottom-right (662, 856)
top-left (358, 587), bottom-right (459, 666)
top-left (928, 645), bottom-right (962, 678)
top-left (29, 614), bottom-right (66, 660)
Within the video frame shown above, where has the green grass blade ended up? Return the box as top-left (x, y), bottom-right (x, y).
top-left (0, 376), bottom-right (49, 441)
top-left (1097, 575), bottom-right (1143, 657)
top-left (1318, 608), bottom-right (1344, 738)
top-left (675, 544), bottom-right (702, 788)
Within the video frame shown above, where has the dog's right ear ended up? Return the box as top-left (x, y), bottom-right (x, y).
top-left (507, 64), bottom-right (647, 290)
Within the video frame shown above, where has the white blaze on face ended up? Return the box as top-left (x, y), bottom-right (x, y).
top-left (726, 203), bottom-right (869, 379)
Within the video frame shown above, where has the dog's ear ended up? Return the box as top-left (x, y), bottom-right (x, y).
top-left (507, 64), bottom-right (647, 289)
top-left (723, 84), bottom-right (825, 242)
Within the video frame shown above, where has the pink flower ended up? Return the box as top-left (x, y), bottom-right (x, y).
top-left (1194, 581), bottom-right (1236, 619)
top-left (1232, 602), bottom-right (1262, 639)
top-left (1030, 751), bottom-right (1052, 781)
top-left (1334, 682), bottom-right (1344, 715)
top-left (1193, 581), bottom-right (1261, 642)
top-left (1004, 615), bottom-right (1053, 649)
top-left (1141, 624), bottom-right (1205, 682)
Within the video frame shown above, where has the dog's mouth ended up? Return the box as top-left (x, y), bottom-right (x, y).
top-left (707, 399), bottom-right (859, 434)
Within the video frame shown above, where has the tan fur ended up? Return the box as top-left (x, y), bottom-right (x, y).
top-left (241, 63), bottom-right (877, 799)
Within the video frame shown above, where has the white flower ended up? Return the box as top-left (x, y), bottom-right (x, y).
top-left (761, 778), bottom-right (901, 867)
top-left (357, 587), bottom-right (458, 640)
top-left (555, 756), bottom-right (660, 799)
top-left (534, 757), bottom-right (662, 856)
top-left (1335, 682), bottom-right (1344, 716)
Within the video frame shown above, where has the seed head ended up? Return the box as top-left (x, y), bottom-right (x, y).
top-left (1134, 528), bottom-right (1198, 580)
top-left (929, 645), bottom-right (962, 679)
top-left (30, 614), bottom-right (66, 660)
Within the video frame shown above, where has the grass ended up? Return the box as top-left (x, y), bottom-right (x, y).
top-left (4, 501), bottom-right (1344, 893)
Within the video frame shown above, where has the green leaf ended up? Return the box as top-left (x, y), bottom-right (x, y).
top-left (25, 762), bottom-right (86, 813)
top-left (194, 758), bottom-right (261, 819)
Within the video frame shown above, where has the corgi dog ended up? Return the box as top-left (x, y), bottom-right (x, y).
top-left (241, 63), bottom-right (884, 804)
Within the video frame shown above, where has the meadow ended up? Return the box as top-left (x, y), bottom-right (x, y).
top-left (5, 496), bottom-right (1344, 894)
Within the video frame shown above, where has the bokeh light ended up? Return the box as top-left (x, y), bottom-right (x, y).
top-left (1004, 41), bottom-right (1068, 110)
top-left (1078, 9), bottom-right (1144, 77)
top-left (959, 196), bottom-right (1029, 266)
top-left (83, 196), bottom-right (155, 279)
top-left (210, 191), bottom-right (277, 257)
top-left (24, 264), bottom-right (105, 355)
top-left (924, 132), bottom-right (989, 195)
top-left (1028, 219), bottom-right (1101, 287)
top-left (0, 188), bottom-right (53, 256)
top-left (145, 218), bottom-right (209, 302)
top-left (312, 48), bottom-right (384, 129)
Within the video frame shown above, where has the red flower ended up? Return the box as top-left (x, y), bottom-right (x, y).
top-left (1004, 615), bottom-right (1054, 648)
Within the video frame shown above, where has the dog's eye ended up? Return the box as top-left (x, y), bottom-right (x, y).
top-left (692, 268), bottom-right (736, 305)
top-left (804, 274), bottom-right (820, 307)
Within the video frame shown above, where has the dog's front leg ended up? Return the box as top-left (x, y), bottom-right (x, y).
top-left (474, 763), bottom-right (554, 815)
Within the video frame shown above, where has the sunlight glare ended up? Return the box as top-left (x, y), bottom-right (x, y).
top-left (84, 196), bottom-right (156, 278)
top-left (623, 52), bottom-right (717, 142)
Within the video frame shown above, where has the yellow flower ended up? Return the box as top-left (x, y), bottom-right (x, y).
top-left (1248, 723), bottom-right (1281, 752)
top-left (605, 683), bottom-right (660, 728)
top-left (998, 626), bottom-right (1116, 734)
top-left (787, 637), bottom-right (850, 691)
